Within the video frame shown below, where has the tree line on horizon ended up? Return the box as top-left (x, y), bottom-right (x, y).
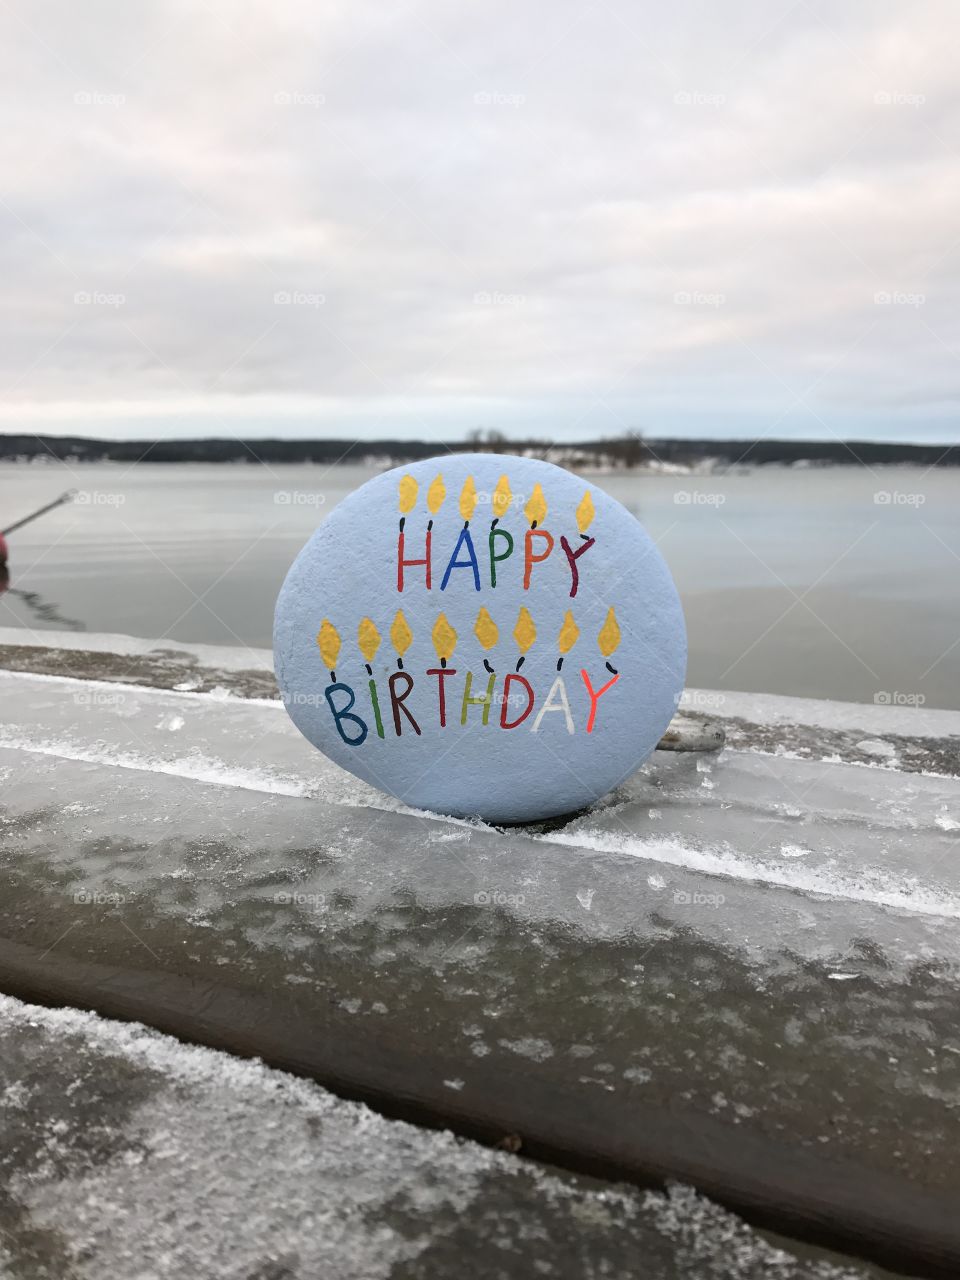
top-left (0, 432), bottom-right (955, 469)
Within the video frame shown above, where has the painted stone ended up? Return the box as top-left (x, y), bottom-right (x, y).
top-left (274, 453), bottom-right (686, 823)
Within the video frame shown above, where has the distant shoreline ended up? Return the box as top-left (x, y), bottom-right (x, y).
top-left (0, 434), bottom-right (956, 470)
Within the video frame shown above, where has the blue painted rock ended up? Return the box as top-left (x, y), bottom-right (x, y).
top-left (274, 454), bottom-right (686, 823)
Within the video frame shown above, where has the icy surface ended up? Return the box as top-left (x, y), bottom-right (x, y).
top-left (698, 684), bottom-right (960, 739)
top-left (1, 666), bottom-right (959, 1212)
top-left (2, 671), bottom-right (958, 928)
top-left (0, 625), bottom-right (275, 671)
top-left (0, 995), bottom-right (873, 1280)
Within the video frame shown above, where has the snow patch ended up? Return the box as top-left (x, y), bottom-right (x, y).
top-left (543, 829), bottom-right (960, 921)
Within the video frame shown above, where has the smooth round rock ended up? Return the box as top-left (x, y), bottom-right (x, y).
top-left (274, 453), bottom-right (686, 823)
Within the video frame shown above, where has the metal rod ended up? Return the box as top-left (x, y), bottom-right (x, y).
top-left (1, 490), bottom-right (76, 536)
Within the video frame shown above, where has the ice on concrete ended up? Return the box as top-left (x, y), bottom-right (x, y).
top-left (0, 625), bottom-right (275, 673)
top-left (5, 667), bottom-right (959, 937)
top-left (2, 654), bottom-right (960, 1213)
top-left (0, 994), bottom-right (874, 1280)
top-left (2, 742), bottom-right (960, 1199)
top-left (686, 685), bottom-right (960, 740)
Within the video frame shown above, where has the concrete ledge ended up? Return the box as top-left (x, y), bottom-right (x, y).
top-left (1, 629), bottom-right (956, 774)
top-left (0, 933), bottom-right (956, 1279)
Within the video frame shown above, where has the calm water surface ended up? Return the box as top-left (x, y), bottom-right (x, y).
top-left (1, 462), bottom-right (957, 709)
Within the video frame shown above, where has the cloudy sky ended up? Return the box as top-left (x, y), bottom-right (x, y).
top-left (1, 0), bottom-right (958, 442)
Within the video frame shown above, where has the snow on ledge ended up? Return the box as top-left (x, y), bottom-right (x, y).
top-left (1, 628), bottom-right (957, 736)
top-left (0, 625), bottom-right (273, 672)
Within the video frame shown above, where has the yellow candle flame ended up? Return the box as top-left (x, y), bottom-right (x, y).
top-left (317, 619), bottom-right (341, 670)
top-left (427, 474), bottom-right (446, 514)
top-left (513, 606), bottom-right (537, 653)
top-left (598, 607), bottom-right (621, 657)
top-left (459, 475), bottom-right (478, 521)
top-left (390, 609), bottom-right (413, 656)
top-left (558, 610), bottom-right (580, 654)
top-left (492, 475), bottom-right (512, 519)
top-left (358, 617), bottom-right (381, 663)
top-left (524, 483), bottom-right (547, 526)
top-left (398, 474), bottom-right (418, 515)
top-left (474, 606), bottom-right (499, 651)
top-left (432, 612), bottom-right (458, 662)
top-left (576, 491), bottom-right (595, 534)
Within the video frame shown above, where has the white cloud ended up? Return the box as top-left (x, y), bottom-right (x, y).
top-left (0, 0), bottom-right (958, 440)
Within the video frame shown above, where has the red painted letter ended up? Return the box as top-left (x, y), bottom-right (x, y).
top-left (580, 668), bottom-right (620, 733)
top-left (426, 667), bottom-right (457, 727)
top-left (397, 528), bottom-right (432, 591)
top-left (500, 673), bottom-right (535, 729)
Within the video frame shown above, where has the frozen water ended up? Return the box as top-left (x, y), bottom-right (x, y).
top-left (0, 994), bottom-right (872, 1280)
top-left (1, 654), bottom-right (960, 1223)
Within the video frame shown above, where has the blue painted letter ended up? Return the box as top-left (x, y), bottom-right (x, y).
top-left (325, 682), bottom-right (368, 745)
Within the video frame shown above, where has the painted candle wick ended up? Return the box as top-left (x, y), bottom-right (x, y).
top-left (357, 617), bottom-right (382, 684)
top-left (557, 609), bottom-right (580, 676)
top-left (490, 475), bottom-right (512, 535)
top-left (390, 609), bottom-right (413, 674)
top-left (474, 606), bottom-right (499, 678)
top-left (432, 612), bottom-right (457, 675)
top-left (317, 619), bottom-right (342, 689)
top-left (524, 483), bottom-right (547, 534)
top-left (512, 605), bottom-right (536, 674)
top-left (398, 474), bottom-right (418, 534)
top-left (598, 606), bottom-right (621, 679)
top-left (459, 477), bottom-right (477, 533)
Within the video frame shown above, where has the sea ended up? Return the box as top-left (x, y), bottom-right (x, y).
top-left (1, 461), bottom-right (957, 710)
